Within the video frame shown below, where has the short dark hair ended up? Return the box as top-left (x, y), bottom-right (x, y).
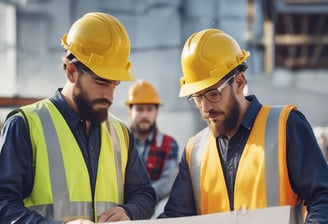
top-left (223, 62), bottom-right (248, 84)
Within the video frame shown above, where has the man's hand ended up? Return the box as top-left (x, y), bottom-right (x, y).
top-left (98, 206), bottom-right (130, 222)
top-left (65, 219), bottom-right (94, 224)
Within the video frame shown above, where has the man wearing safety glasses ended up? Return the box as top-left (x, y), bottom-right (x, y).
top-left (159, 29), bottom-right (328, 224)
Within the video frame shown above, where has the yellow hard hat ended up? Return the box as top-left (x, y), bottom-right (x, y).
top-left (61, 12), bottom-right (134, 81)
top-left (125, 80), bottom-right (162, 106)
top-left (179, 29), bottom-right (250, 97)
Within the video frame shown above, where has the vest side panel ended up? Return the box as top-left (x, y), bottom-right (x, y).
top-left (96, 121), bottom-right (122, 203)
top-left (200, 134), bottom-right (230, 213)
top-left (235, 106), bottom-right (270, 210)
top-left (45, 101), bottom-right (92, 201)
top-left (278, 105), bottom-right (299, 205)
top-left (108, 116), bottom-right (129, 187)
top-left (21, 100), bottom-right (53, 206)
top-left (108, 114), bottom-right (129, 177)
top-left (94, 116), bottom-right (129, 221)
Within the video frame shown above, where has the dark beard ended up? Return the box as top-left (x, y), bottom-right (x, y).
top-left (206, 91), bottom-right (240, 137)
top-left (74, 95), bottom-right (109, 123)
top-left (220, 94), bottom-right (240, 133)
top-left (72, 72), bottom-right (112, 124)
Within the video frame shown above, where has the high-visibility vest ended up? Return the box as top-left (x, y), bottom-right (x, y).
top-left (16, 99), bottom-right (128, 222)
top-left (186, 105), bottom-right (302, 216)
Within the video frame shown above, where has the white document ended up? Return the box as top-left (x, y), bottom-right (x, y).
top-left (101, 206), bottom-right (299, 224)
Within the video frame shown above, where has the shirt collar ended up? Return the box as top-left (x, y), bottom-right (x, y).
top-left (241, 95), bottom-right (262, 130)
top-left (132, 126), bottom-right (156, 145)
top-left (49, 88), bottom-right (85, 129)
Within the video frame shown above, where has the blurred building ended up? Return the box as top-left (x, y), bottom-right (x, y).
top-left (0, 0), bottom-right (328, 157)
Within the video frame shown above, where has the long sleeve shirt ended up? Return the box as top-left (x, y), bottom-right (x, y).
top-left (133, 129), bottom-right (179, 202)
top-left (0, 89), bottom-right (156, 224)
top-left (159, 95), bottom-right (328, 224)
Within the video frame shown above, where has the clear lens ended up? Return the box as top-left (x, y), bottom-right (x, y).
top-left (187, 74), bottom-right (236, 108)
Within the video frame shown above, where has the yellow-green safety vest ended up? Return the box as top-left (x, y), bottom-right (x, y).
top-left (18, 99), bottom-right (129, 222)
top-left (186, 105), bottom-right (303, 220)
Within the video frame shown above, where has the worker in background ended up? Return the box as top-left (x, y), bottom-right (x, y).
top-left (125, 80), bottom-right (179, 218)
top-left (0, 12), bottom-right (155, 224)
top-left (158, 29), bottom-right (328, 223)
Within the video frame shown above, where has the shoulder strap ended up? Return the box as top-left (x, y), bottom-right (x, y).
top-left (6, 108), bottom-right (30, 138)
top-left (265, 106), bottom-right (284, 206)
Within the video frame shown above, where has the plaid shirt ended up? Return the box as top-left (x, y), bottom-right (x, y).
top-left (146, 128), bottom-right (174, 180)
top-left (133, 127), bottom-right (179, 201)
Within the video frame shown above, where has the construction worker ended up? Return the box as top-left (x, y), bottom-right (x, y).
top-left (0, 12), bottom-right (155, 224)
top-left (158, 29), bottom-right (328, 223)
top-left (125, 80), bottom-right (179, 218)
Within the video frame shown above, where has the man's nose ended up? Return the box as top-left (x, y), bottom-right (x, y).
top-left (200, 97), bottom-right (214, 113)
top-left (102, 85), bottom-right (116, 101)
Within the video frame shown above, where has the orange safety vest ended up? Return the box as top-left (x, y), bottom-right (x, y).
top-left (186, 105), bottom-right (303, 216)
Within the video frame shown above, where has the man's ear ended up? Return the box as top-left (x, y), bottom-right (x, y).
top-left (235, 72), bottom-right (247, 93)
top-left (66, 62), bottom-right (78, 83)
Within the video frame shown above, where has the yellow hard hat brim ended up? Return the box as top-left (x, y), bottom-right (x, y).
top-left (93, 65), bottom-right (135, 81)
top-left (179, 76), bottom-right (221, 97)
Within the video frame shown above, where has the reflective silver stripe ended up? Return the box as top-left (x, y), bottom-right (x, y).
top-left (265, 106), bottom-right (303, 223)
top-left (95, 201), bottom-right (117, 219)
top-left (28, 202), bottom-right (92, 221)
top-left (107, 116), bottom-right (123, 203)
top-left (189, 128), bottom-right (210, 214)
top-left (264, 106), bottom-right (283, 207)
top-left (37, 106), bottom-right (75, 219)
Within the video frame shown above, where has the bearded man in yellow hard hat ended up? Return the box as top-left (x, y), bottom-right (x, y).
top-left (158, 29), bottom-right (328, 224)
top-left (0, 12), bottom-right (156, 224)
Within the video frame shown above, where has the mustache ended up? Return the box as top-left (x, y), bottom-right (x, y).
top-left (205, 109), bottom-right (224, 118)
top-left (139, 119), bottom-right (151, 123)
top-left (93, 99), bottom-right (112, 106)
